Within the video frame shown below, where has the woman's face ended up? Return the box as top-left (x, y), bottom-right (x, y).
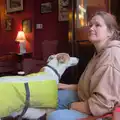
top-left (88, 15), bottom-right (111, 43)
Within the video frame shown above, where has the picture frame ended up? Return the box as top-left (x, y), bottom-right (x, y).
top-left (5, 17), bottom-right (13, 31)
top-left (40, 2), bottom-right (52, 13)
top-left (58, 0), bottom-right (69, 21)
top-left (6, 0), bottom-right (23, 13)
top-left (22, 19), bottom-right (32, 33)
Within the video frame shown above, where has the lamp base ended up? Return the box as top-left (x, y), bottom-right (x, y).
top-left (19, 42), bottom-right (26, 55)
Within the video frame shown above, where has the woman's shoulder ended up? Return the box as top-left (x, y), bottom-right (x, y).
top-left (96, 46), bottom-right (120, 69)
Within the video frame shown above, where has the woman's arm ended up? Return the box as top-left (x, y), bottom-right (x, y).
top-left (70, 101), bottom-right (91, 114)
top-left (71, 65), bottom-right (120, 116)
top-left (58, 83), bottom-right (78, 91)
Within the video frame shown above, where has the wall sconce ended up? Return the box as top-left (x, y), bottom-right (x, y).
top-left (16, 31), bottom-right (26, 55)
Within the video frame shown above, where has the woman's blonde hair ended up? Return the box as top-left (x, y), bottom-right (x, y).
top-left (92, 11), bottom-right (120, 40)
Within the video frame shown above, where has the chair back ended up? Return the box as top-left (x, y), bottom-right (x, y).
top-left (42, 40), bottom-right (58, 61)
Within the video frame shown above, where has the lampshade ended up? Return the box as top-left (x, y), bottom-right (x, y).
top-left (16, 31), bottom-right (26, 42)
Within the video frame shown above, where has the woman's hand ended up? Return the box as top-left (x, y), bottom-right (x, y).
top-left (58, 83), bottom-right (78, 90)
top-left (70, 102), bottom-right (91, 114)
top-left (58, 83), bottom-right (69, 89)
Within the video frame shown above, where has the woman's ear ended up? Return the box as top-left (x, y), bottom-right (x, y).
top-left (108, 29), bottom-right (114, 38)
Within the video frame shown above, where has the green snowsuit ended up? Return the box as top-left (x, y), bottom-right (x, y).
top-left (0, 72), bottom-right (57, 117)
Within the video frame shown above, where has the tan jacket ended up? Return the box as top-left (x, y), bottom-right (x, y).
top-left (78, 40), bottom-right (120, 116)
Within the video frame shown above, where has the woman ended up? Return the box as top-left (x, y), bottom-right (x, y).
top-left (47, 11), bottom-right (120, 120)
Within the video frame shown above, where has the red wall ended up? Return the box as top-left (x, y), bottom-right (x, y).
top-left (33, 0), bottom-right (68, 59)
top-left (0, 0), bottom-right (35, 56)
top-left (0, 0), bottom-right (69, 58)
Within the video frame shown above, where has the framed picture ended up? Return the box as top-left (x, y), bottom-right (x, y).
top-left (40, 2), bottom-right (52, 13)
top-left (22, 19), bottom-right (32, 33)
top-left (5, 17), bottom-right (13, 31)
top-left (6, 0), bottom-right (23, 13)
top-left (58, 0), bottom-right (69, 21)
